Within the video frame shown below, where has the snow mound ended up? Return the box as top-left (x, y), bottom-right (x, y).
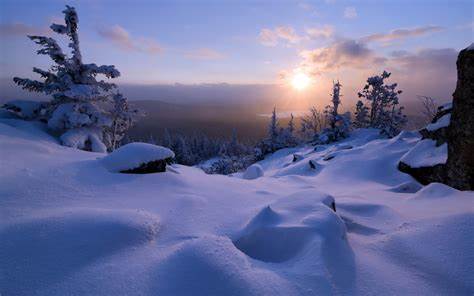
top-left (0, 209), bottom-right (160, 296)
top-left (102, 142), bottom-right (175, 172)
top-left (233, 190), bottom-right (345, 263)
top-left (243, 164), bottom-right (264, 180)
top-left (151, 235), bottom-right (296, 295)
top-left (400, 139), bottom-right (447, 168)
top-left (388, 180), bottom-right (423, 193)
top-left (426, 113), bottom-right (450, 131)
top-left (411, 182), bottom-right (460, 199)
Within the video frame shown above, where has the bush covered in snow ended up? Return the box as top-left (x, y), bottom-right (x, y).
top-left (9, 6), bottom-right (140, 152)
top-left (354, 71), bottom-right (406, 137)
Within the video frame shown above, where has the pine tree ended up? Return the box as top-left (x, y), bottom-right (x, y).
top-left (353, 100), bottom-right (369, 128)
top-left (288, 113), bottom-right (295, 135)
top-left (12, 6), bottom-right (138, 152)
top-left (319, 80), bottom-right (350, 143)
top-left (357, 71), bottom-right (406, 137)
top-left (269, 107), bottom-right (279, 148)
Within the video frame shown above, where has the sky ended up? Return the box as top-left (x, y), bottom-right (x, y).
top-left (0, 0), bottom-right (472, 109)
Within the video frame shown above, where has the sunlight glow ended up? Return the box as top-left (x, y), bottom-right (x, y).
top-left (291, 73), bottom-right (311, 91)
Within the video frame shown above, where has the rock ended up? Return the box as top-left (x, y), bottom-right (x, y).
top-left (121, 159), bottom-right (171, 174)
top-left (398, 45), bottom-right (474, 190)
top-left (292, 154), bottom-right (304, 162)
top-left (309, 159), bottom-right (317, 169)
top-left (323, 154), bottom-right (335, 161)
top-left (445, 45), bottom-right (474, 190)
top-left (102, 143), bottom-right (175, 173)
top-left (243, 164), bottom-right (264, 180)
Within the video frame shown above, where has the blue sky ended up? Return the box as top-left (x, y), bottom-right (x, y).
top-left (0, 0), bottom-right (472, 106)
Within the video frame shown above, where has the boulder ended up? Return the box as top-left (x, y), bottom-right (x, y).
top-left (398, 45), bottom-right (473, 190)
top-left (445, 45), bottom-right (474, 190)
top-left (102, 142), bottom-right (174, 174)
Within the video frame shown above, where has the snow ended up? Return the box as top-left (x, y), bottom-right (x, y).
top-left (102, 142), bottom-right (175, 172)
top-left (426, 113), bottom-right (450, 131)
top-left (400, 139), bottom-right (447, 168)
top-left (439, 102), bottom-right (452, 111)
top-left (60, 127), bottom-right (107, 153)
top-left (1, 100), bottom-right (43, 118)
top-left (243, 164), bottom-right (264, 179)
top-left (0, 119), bottom-right (473, 296)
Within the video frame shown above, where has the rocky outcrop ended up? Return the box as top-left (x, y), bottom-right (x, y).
top-left (120, 158), bottom-right (172, 174)
top-left (398, 45), bottom-right (473, 190)
top-left (445, 45), bottom-right (474, 190)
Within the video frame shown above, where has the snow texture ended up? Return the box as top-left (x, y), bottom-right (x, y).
top-left (426, 113), bottom-right (450, 131)
top-left (102, 142), bottom-right (174, 172)
top-left (0, 119), bottom-right (473, 296)
top-left (243, 164), bottom-right (264, 180)
top-left (1, 100), bottom-right (43, 118)
top-left (60, 127), bottom-right (107, 153)
top-left (400, 139), bottom-right (447, 168)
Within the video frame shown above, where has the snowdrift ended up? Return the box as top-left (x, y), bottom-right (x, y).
top-left (0, 119), bottom-right (473, 296)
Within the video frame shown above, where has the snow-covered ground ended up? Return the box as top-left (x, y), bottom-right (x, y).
top-left (0, 118), bottom-right (473, 295)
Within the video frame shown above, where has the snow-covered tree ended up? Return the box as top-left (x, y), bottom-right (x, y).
top-left (318, 81), bottom-right (350, 143)
top-left (288, 113), bottom-right (295, 134)
top-left (268, 107), bottom-right (280, 149)
top-left (106, 93), bottom-right (141, 151)
top-left (12, 6), bottom-right (138, 152)
top-left (357, 71), bottom-right (406, 137)
top-left (300, 107), bottom-right (325, 141)
top-left (280, 113), bottom-right (298, 147)
top-left (353, 100), bottom-right (369, 128)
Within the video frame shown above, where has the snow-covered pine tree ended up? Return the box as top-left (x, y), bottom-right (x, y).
top-left (269, 107), bottom-right (280, 150)
top-left (280, 113), bottom-right (298, 147)
top-left (319, 80), bottom-right (350, 143)
top-left (288, 113), bottom-right (295, 135)
top-left (353, 100), bottom-right (369, 128)
top-left (357, 71), bottom-right (406, 137)
top-left (12, 6), bottom-right (137, 152)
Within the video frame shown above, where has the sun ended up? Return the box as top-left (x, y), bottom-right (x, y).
top-left (291, 72), bottom-right (311, 91)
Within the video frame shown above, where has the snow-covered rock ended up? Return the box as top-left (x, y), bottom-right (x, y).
top-left (102, 142), bottom-right (174, 173)
top-left (426, 113), bottom-right (450, 131)
top-left (400, 139), bottom-right (447, 168)
top-left (243, 164), bottom-right (264, 180)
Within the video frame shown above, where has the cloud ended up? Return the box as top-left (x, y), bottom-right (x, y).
top-left (258, 26), bottom-right (301, 47)
top-left (0, 23), bottom-right (48, 37)
top-left (361, 26), bottom-right (444, 44)
top-left (184, 48), bottom-right (224, 60)
top-left (98, 25), bottom-right (163, 54)
top-left (344, 7), bottom-right (357, 19)
top-left (389, 48), bottom-right (457, 73)
top-left (306, 25), bottom-right (334, 39)
top-left (299, 39), bottom-right (384, 74)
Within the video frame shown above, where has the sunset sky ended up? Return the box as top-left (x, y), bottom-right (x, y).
top-left (0, 0), bottom-right (472, 108)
